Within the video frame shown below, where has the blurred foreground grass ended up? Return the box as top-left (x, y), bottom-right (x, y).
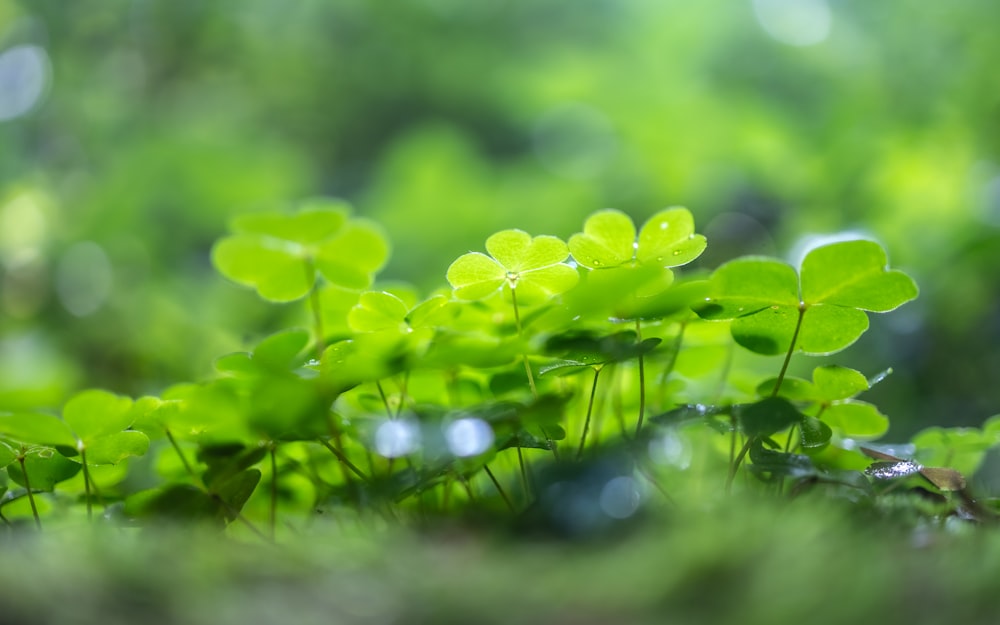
top-left (3, 493), bottom-right (999, 625)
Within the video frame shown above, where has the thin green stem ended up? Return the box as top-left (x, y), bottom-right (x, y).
top-left (396, 371), bottom-right (410, 417)
top-left (510, 286), bottom-right (557, 463)
top-left (213, 494), bottom-right (271, 542)
top-left (79, 447), bottom-right (93, 521)
top-left (611, 365), bottom-right (627, 437)
top-left (726, 435), bottom-right (755, 494)
top-left (728, 415), bottom-right (737, 477)
top-left (269, 444), bottom-right (278, 540)
top-left (657, 320), bottom-right (688, 409)
top-left (772, 304), bottom-right (806, 397)
top-left (713, 340), bottom-right (735, 403)
top-left (376, 380), bottom-right (394, 419)
top-left (483, 465), bottom-right (514, 513)
top-left (305, 261), bottom-right (326, 359)
top-left (634, 319), bottom-right (647, 438)
top-left (165, 429), bottom-right (197, 480)
top-left (635, 459), bottom-right (675, 506)
top-left (318, 438), bottom-right (369, 483)
top-left (576, 366), bottom-right (602, 460)
top-left (783, 425), bottom-right (798, 453)
top-left (324, 413), bottom-right (359, 489)
top-left (17, 452), bottom-right (41, 530)
top-left (510, 287), bottom-right (538, 397)
top-left (454, 470), bottom-right (476, 502)
top-left (515, 446), bottom-right (531, 500)
top-left (516, 446), bottom-right (532, 501)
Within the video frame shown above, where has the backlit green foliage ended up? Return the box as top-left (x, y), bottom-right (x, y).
top-left (2, 202), bottom-right (995, 536)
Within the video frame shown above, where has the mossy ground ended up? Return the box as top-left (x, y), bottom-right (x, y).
top-left (3, 492), bottom-right (998, 625)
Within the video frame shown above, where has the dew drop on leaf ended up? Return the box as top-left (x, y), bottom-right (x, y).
top-left (865, 460), bottom-right (922, 480)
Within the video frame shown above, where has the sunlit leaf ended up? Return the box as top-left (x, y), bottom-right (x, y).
top-left (211, 235), bottom-right (314, 302)
top-left (213, 201), bottom-right (390, 302)
top-left (407, 294), bottom-right (453, 328)
top-left (697, 258), bottom-right (799, 320)
top-left (63, 389), bottom-right (135, 442)
top-left (698, 240), bottom-right (917, 356)
top-left (0, 440), bottom-right (16, 468)
top-left (233, 203), bottom-right (348, 243)
top-left (730, 304), bottom-right (799, 355)
top-left (0, 412), bottom-right (76, 448)
top-left (315, 220), bottom-right (390, 289)
top-left (7, 449), bottom-right (81, 491)
top-left (812, 366), bottom-right (870, 401)
top-left (447, 229), bottom-right (578, 303)
top-left (349, 291), bottom-right (410, 333)
top-left (446, 252), bottom-right (506, 300)
top-left (756, 376), bottom-right (816, 400)
top-left (568, 209), bottom-right (637, 269)
top-left (800, 240), bottom-right (919, 311)
top-left (81, 431), bottom-right (150, 465)
top-left (796, 305), bottom-right (870, 355)
top-left (636, 207), bottom-right (707, 267)
top-left (823, 401), bottom-right (888, 439)
top-left (911, 426), bottom-right (992, 477)
top-left (251, 329), bottom-right (311, 370)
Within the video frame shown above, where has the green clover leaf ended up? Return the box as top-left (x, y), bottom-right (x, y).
top-left (0, 390), bottom-right (149, 465)
top-left (348, 291), bottom-right (452, 334)
top-left (698, 240), bottom-right (918, 356)
top-left (568, 207), bottom-right (707, 270)
top-left (446, 229), bottom-right (579, 303)
top-left (758, 365), bottom-right (888, 440)
top-left (212, 198), bottom-right (390, 302)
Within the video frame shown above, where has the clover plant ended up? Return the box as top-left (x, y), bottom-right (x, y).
top-left (4, 198), bottom-right (997, 538)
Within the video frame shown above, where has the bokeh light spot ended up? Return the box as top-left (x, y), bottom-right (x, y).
top-left (444, 417), bottom-right (494, 457)
top-left (752, 0), bottom-right (832, 47)
top-left (598, 475), bottom-right (641, 519)
top-left (55, 242), bottom-right (113, 317)
top-left (0, 45), bottom-right (51, 121)
top-left (374, 419), bottom-right (421, 458)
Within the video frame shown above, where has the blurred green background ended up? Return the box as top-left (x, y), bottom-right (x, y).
top-left (2, 0), bottom-right (999, 438)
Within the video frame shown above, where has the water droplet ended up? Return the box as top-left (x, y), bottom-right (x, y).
top-left (865, 460), bottom-right (922, 480)
top-left (656, 256), bottom-right (664, 262)
top-left (592, 259), bottom-right (602, 266)
top-left (671, 250), bottom-right (682, 256)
